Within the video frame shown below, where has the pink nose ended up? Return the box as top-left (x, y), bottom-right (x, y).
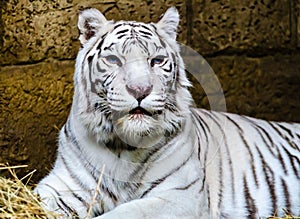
top-left (126, 84), bottom-right (153, 103)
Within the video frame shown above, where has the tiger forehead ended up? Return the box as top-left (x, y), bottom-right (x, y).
top-left (99, 22), bottom-right (166, 55)
top-left (112, 21), bottom-right (156, 37)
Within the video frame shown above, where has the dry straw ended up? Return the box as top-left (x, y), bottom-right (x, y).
top-left (0, 164), bottom-right (58, 219)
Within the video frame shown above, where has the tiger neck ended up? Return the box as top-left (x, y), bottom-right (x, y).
top-left (69, 107), bottom-right (196, 179)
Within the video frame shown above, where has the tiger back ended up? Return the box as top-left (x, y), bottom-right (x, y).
top-left (35, 7), bottom-right (300, 219)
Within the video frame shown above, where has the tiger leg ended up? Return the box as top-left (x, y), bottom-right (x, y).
top-left (34, 173), bottom-right (89, 218)
top-left (94, 190), bottom-right (207, 219)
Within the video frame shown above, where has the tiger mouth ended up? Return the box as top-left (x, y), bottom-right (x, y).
top-left (129, 107), bottom-right (153, 116)
top-left (129, 107), bottom-right (163, 117)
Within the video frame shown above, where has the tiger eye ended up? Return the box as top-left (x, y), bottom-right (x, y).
top-left (105, 55), bottom-right (122, 67)
top-left (150, 56), bottom-right (165, 67)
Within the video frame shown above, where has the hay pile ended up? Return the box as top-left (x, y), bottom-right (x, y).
top-left (268, 211), bottom-right (298, 219)
top-left (0, 164), bottom-right (58, 219)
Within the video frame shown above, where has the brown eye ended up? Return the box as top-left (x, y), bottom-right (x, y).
top-left (150, 56), bottom-right (165, 67)
top-left (105, 55), bottom-right (122, 66)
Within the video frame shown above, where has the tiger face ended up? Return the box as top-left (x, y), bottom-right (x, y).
top-left (75, 8), bottom-right (192, 146)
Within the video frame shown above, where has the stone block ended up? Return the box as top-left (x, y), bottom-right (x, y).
top-left (296, 0), bottom-right (300, 47)
top-left (0, 0), bottom-right (187, 65)
top-left (0, 60), bottom-right (74, 181)
top-left (0, 0), bottom-right (79, 65)
top-left (191, 0), bottom-right (292, 55)
top-left (189, 54), bottom-right (300, 122)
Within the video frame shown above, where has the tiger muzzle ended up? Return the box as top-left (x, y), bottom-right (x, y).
top-left (125, 84), bottom-right (153, 103)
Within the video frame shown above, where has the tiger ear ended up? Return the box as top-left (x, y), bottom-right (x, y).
top-left (78, 8), bottom-right (108, 45)
top-left (156, 7), bottom-right (179, 40)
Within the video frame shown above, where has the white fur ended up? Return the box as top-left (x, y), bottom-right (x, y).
top-left (35, 7), bottom-right (300, 219)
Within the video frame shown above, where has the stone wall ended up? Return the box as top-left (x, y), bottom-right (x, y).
top-left (1, 0), bottom-right (299, 182)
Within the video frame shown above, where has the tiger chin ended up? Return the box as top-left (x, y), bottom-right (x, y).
top-left (35, 7), bottom-right (300, 219)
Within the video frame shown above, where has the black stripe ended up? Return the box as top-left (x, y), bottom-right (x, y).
top-left (281, 145), bottom-right (300, 179)
top-left (43, 184), bottom-right (68, 215)
top-left (128, 22), bottom-right (140, 28)
top-left (140, 34), bottom-right (151, 39)
top-left (162, 63), bottom-right (172, 72)
top-left (113, 23), bottom-right (123, 30)
top-left (130, 130), bottom-right (182, 184)
top-left (89, 55), bottom-right (103, 95)
top-left (102, 74), bottom-right (112, 87)
top-left (243, 175), bottom-right (257, 218)
top-left (218, 148), bottom-right (224, 208)
top-left (199, 169), bottom-right (206, 193)
top-left (81, 50), bottom-right (91, 111)
top-left (277, 123), bottom-right (294, 138)
top-left (251, 123), bottom-right (276, 157)
top-left (256, 123), bottom-right (276, 148)
top-left (116, 29), bottom-right (129, 35)
top-left (255, 144), bottom-right (277, 214)
top-left (192, 110), bottom-right (210, 163)
top-left (280, 178), bottom-right (291, 212)
top-left (140, 24), bottom-right (152, 32)
top-left (58, 151), bottom-right (92, 206)
top-left (44, 183), bottom-right (80, 218)
top-left (117, 34), bottom-right (128, 39)
top-left (103, 42), bottom-right (115, 51)
top-left (63, 120), bottom-right (82, 153)
top-left (159, 38), bottom-right (166, 48)
top-left (63, 121), bottom-right (103, 185)
top-left (136, 37), bottom-right (150, 55)
top-left (140, 151), bottom-right (193, 198)
top-left (271, 123), bottom-right (299, 150)
top-left (150, 23), bottom-right (157, 31)
top-left (139, 30), bottom-right (152, 36)
top-left (204, 111), bottom-right (235, 206)
top-left (96, 36), bottom-right (106, 50)
top-left (100, 183), bottom-right (118, 205)
top-left (207, 185), bottom-right (211, 209)
top-left (88, 55), bottom-right (94, 63)
top-left (225, 115), bottom-right (259, 188)
top-left (174, 177), bottom-right (200, 190)
top-left (92, 206), bottom-right (104, 217)
top-left (128, 147), bottom-right (161, 181)
top-left (96, 62), bottom-right (107, 73)
top-left (63, 124), bottom-right (69, 139)
top-left (59, 121), bottom-right (118, 209)
top-left (103, 74), bottom-right (117, 89)
top-left (58, 197), bottom-right (80, 218)
top-left (170, 53), bottom-right (177, 80)
top-left (276, 146), bottom-right (288, 174)
top-left (269, 122), bottom-right (289, 141)
top-left (59, 150), bottom-right (83, 189)
top-left (153, 42), bottom-right (162, 52)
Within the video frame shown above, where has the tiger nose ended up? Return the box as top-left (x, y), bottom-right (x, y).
top-left (126, 84), bottom-right (153, 103)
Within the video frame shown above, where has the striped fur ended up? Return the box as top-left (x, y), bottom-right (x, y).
top-left (35, 7), bottom-right (300, 219)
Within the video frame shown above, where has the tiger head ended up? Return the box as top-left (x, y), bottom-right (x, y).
top-left (74, 7), bottom-right (193, 147)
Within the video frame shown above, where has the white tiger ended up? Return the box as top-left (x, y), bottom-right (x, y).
top-left (35, 7), bottom-right (300, 219)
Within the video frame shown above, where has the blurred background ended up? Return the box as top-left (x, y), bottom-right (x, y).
top-left (0, 0), bottom-right (299, 182)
